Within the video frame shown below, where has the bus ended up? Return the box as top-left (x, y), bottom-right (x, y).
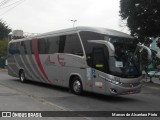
top-left (8, 26), bottom-right (151, 95)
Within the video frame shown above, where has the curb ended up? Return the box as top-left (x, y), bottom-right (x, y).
top-left (142, 81), bottom-right (160, 89)
top-left (0, 68), bottom-right (8, 72)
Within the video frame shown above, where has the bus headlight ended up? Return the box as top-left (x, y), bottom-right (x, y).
top-left (99, 74), bottom-right (121, 85)
top-left (111, 80), bottom-right (121, 85)
top-left (111, 77), bottom-right (121, 85)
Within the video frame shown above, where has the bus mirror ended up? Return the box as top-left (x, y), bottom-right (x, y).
top-left (137, 44), bottom-right (152, 60)
top-left (88, 40), bottom-right (115, 56)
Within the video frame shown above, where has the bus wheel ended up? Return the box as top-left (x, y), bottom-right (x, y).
top-left (71, 77), bottom-right (83, 95)
top-left (19, 70), bottom-right (26, 83)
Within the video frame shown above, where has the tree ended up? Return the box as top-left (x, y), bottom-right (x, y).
top-left (0, 19), bottom-right (11, 40)
top-left (119, 0), bottom-right (160, 43)
top-left (0, 38), bottom-right (8, 58)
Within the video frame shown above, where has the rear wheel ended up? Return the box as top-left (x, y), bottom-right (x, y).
top-left (71, 77), bottom-right (83, 95)
top-left (19, 70), bottom-right (26, 83)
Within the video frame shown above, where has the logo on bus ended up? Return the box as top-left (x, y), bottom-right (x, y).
top-left (57, 55), bottom-right (66, 66)
top-left (47, 55), bottom-right (66, 66)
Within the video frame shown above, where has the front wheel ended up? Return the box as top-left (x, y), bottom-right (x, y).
top-left (71, 77), bottom-right (83, 95)
top-left (19, 70), bottom-right (26, 83)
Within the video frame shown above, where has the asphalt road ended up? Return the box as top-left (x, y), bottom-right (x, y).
top-left (0, 71), bottom-right (160, 120)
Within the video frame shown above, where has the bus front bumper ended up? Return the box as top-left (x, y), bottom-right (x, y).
top-left (106, 82), bottom-right (142, 95)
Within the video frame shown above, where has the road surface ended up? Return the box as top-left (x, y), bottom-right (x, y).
top-left (0, 71), bottom-right (160, 120)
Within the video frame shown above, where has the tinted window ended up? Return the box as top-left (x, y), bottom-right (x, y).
top-left (79, 31), bottom-right (104, 55)
top-left (38, 36), bottom-right (59, 54)
top-left (9, 42), bottom-right (20, 55)
top-left (9, 43), bottom-right (14, 54)
top-left (29, 40), bottom-right (34, 54)
top-left (19, 41), bottom-right (27, 55)
top-left (38, 38), bottom-right (48, 54)
top-left (24, 41), bottom-right (27, 54)
top-left (47, 36), bottom-right (59, 54)
top-left (15, 42), bottom-right (20, 54)
top-left (80, 31), bottom-right (109, 72)
top-left (92, 47), bottom-right (106, 72)
top-left (59, 35), bottom-right (66, 53)
top-left (37, 33), bottom-right (83, 56)
top-left (63, 34), bottom-right (83, 56)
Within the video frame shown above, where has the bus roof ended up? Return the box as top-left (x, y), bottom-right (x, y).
top-left (77, 26), bottom-right (133, 38)
top-left (10, 26), bottom-right (133, 42)
top-left (37, 26), bottom-right (133, 38)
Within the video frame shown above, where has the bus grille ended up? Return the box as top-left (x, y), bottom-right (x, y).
top-left (120, 82), bottom-right (141, 88)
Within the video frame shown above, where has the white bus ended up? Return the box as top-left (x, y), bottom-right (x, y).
top-left (8, 26), bottom-right (151, 95)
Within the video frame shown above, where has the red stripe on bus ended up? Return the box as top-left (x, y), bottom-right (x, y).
top-left (32, 39), bottom-right (51, 83)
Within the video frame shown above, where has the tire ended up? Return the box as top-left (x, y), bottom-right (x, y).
top-left (19, 70), bottom-right (26, 83)
top-left (71, 77), bottom-right (83, 95)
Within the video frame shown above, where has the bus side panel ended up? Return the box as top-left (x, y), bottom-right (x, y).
top-left (61, 54), bottom-right (86, 88)
top-left (63, 67), bottom-right (86, 88)
top-left (42, 54), bottom-right (60, 85)
top-left (92, 70), bottom-right (107, 94)
top-left (40, 54), bottom-right (87, 88)
top-left (24, 41), bottom-right (46, 82)
top-left (46, 53), bottom-right (107, 94)
top-left (31, 39), bottom-right (53, 83)
top-left (8, 63), bottom-right (19, 77)
top-left (8, 43), bottom-right (19, 78)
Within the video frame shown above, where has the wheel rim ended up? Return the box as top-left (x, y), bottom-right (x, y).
top-left (73, 80), bottom-right (81, 93)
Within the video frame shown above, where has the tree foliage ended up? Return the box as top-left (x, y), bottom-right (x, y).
top-left (120, 0), bottom-right (160, 43)
top-left (0, 19), bottom-right (11, 40)
top-left (0, 38), bottom-right (8, 58)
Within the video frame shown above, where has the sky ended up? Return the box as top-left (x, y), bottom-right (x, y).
top-left (0, 0), bottom-right (129, 34)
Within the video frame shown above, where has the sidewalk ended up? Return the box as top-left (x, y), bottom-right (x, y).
top-left (142, 78), bottom-right (160, 89)
top-left (0, 68), bottom-right (8, 72)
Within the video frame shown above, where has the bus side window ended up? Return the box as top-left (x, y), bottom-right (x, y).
top-left (38, 38), bottom-right (49, 54)
top-left (24, 41), bottom-right (27, 54)
top-left (63, 34), bottom-right (83, 56)
top-left (9, 43), bottom-right (14, 54)
top-left (47, 36), bottom-right (59, 54)
top-left (15, 42), bottom-right (20, 54)
top-left (59, 35), bottom-right (66, 53)
top-left (29, 40), bottom-right (34, 54)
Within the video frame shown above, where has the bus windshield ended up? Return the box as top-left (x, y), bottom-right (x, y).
top-left (108, 37), bottom-right (141, 78)
top-left (79, 31), bottom-right (141, 78)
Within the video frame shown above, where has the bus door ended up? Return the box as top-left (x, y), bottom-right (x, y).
top-left (92, 47), bottom-right (106, 72)
top-left (91, 46), bottom-right (108, 94)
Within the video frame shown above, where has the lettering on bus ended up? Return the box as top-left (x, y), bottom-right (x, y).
top-left (57, 55), bottom-right (66, 66)
top-left (48, 55), bottom-right (55, 65)
top-left (47, 55), bottom-right (66, 66)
